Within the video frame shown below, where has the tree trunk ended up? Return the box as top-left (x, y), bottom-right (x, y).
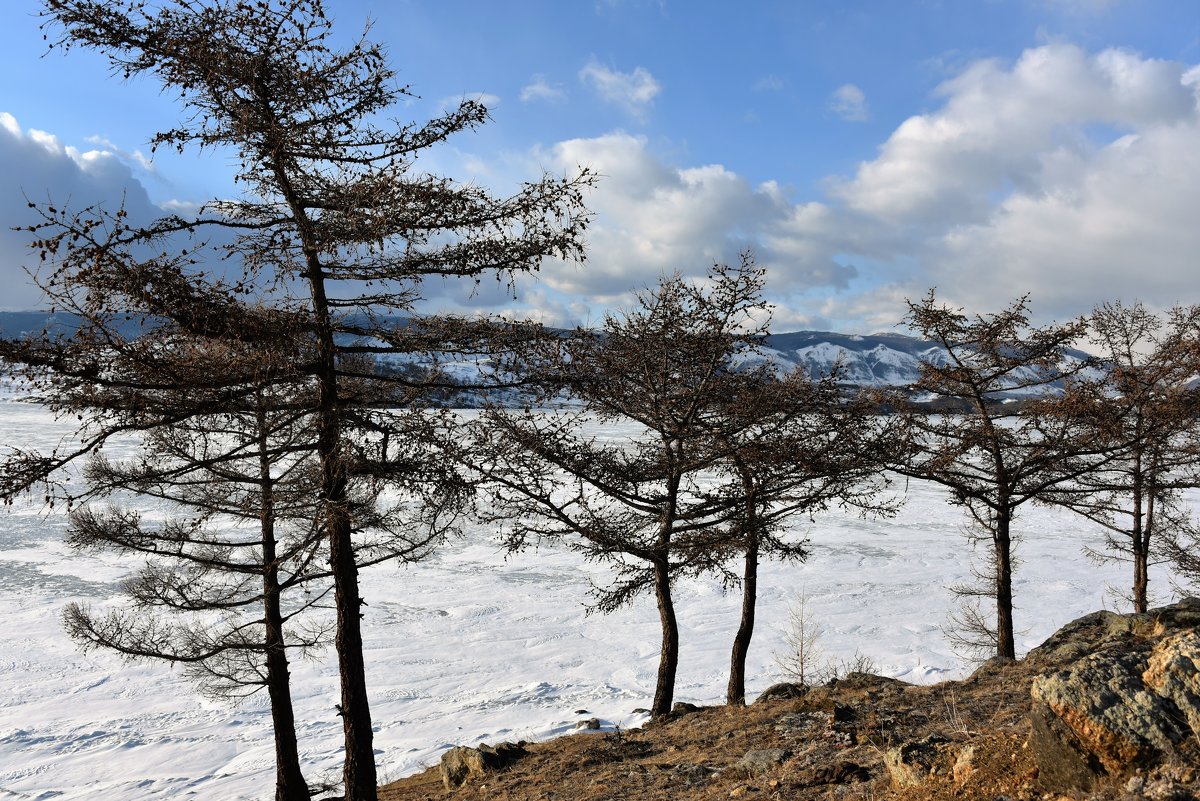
top-left (994, 510), bottom-right (1016, 660)
top-left (259, 414), bottom-right (311, 801)
top-left (263, 545), bottom-right (311, 801)
top-left (651, 559), bottom-right (679, 718)
top-left (726, 524), bottom-right (758, 706)
top-left (1132, 548), bottom-right (1149, 614)
top-left (329, 504), bottom-right (376, 800)
top-left (1132, 455), bottom-right (1149, 614)
top-left (305, 260), bottom-right (377, 800)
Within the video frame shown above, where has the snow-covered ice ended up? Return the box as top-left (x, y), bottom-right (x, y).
top-left (0, 400), bottom-right (1181, 799)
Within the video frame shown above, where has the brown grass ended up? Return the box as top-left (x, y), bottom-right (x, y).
top-left (378, 664), bottom-right (1050, 801)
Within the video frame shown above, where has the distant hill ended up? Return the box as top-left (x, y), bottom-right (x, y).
top-left (756, 330), bottom-right (1093, 395)
top-left (0, 312), bottom-right (1092, 396)
top-left (0, 312), bottom-right (99, 339)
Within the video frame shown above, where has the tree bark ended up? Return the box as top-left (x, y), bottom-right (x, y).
top-left (994, 509), bottom-right (1016, 659)
top-left (727, 518), bottom-right (759, 706)
top-left (651, 559), bottom-right (679, 718)
top-left (263, 538), bottom-right (311, 801)
top-left (1132, 454), bottom-right (1149, 613)
top-left (305, 256), bottom-right (377, 800)
top-left (1132, 548), bottom-right (1149, 614)
top-left (329, 504), bottom-right (375, 800)
top-left (314, 332), bottom-right (378, 800)
top-left (272, 123), bottom-right (377, 798)
top-left (259, 412), bottom-right (312, 801)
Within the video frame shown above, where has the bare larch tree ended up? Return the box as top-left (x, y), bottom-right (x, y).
top-left (1041, 301), bottom-right (1200, 612)
top-left (893, 291), bottom-right (1092, 660)
top-left (715, 368), bottom-right (897, 705)
top-left (19, 2), bottom-right (591, 798)
top-left (471, 261), bottom-right (769, 718)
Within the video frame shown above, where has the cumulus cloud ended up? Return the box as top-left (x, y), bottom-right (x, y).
top-left (6, 40), bottom-right (1194, 335)
top-left (824, 43), bottom-right (1200, 324)
top-left (579, 60), bottom-right (661, 119)
top-left (830, 84), bottom-right (869, 122)
top-left (534, 44), bottom-right (1200, 332)
top-left (533, 132), bottom-right (856, 309)
top-left (85, 135), bottom-right (158, 177)
top-left (835, 45), bottom-right (1195, 228)
top-left (504, 45), bottom-right (1198, 331)
top-left (0, 112), bottom-right (162, 310)
top-left (520, 75), bottom-right (567, 103)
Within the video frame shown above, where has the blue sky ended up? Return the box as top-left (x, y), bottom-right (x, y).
top-left (1, 0), bottom-right (1198, 332)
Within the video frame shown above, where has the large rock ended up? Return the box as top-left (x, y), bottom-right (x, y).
top-left (439, 741), bottom-right (527, 789)
top-left (1029, 599), bottom-right (1200, 793)
top-left (756, 682), bottom-right (806, 702)
top-left (883, 734), bottom-right (949, 788)
top-left (733, 748), bottom-right (790, 777)
top-left (1142, 630), bottom-right (1200, 736)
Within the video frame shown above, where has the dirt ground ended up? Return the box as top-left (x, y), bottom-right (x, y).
top-left (377, 660), bottom-right (1073, 801)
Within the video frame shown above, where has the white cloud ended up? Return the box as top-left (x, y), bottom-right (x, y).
top-left (520, 75), bottom-right (566, 103)
top-left (579, 60), bottom-right (661, 119)
top-left (827, 44), bottom-right (1200, 324)
top-left (830, 84), bottom-right (869, 122)
top-left (534, 45), bottom-right (1200, 332)
top-left (535, 132), bottom-right (856, 307)
top-left (0, 112), bottom-right (164, 310)
top-left (835, 45), bottom-right (1195, 226)
top-left (6, 40), bottom-right (1194, 335)
top-left (85, 135), bottom-right (158, 176)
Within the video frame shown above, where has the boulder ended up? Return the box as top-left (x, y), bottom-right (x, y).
top-left (883, 735), bottom-right (949, 788)
top-left (1029, 598), bottom-right (1200, 793)
top-left (439, 740), bottom-right (527, 789)
top-left (755, 682), bottom-right (806, 702)
top-left (952, 744), bottom-right (976, 786)
top-left (1142, 630), bottom-right (1200, 736)
top-left (801, 760), bottom-right (871, 785)
top-left (733, 748), bottom-right (791, 777)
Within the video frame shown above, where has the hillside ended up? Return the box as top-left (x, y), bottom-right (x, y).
top-left (0, 311), bottom-right (1092, 396)
top-left (378, 599), bottom-right (1200, 801)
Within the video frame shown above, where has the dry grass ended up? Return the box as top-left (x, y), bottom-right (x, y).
top-left (378, 663), bottom-right (1051, 801)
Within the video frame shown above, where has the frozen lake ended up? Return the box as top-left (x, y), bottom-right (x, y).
top-left (0, 399), bottom-right (1177, 800)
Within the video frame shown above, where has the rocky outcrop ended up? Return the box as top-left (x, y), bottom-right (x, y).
top-left (439, 741), bottom-right (527, 789)
top-left (386, 600), bottom-right (1200, 801)
top-left (755, 682), bottom-right (806, 702)
top-left (882, 734), bottom-right (949, 788)
top-left (733, 748), bottom-right (790, 777)
top-left (1029, 598), bottom-right (1200, 793)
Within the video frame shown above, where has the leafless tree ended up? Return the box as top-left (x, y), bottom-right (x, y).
top-left (893, 291), bottom-right (1092, 660)
top-left (14, 2), bottom-right (591, 798)
top-left (716, 370), bottom-right (896, 705)
top-left (63, 386), bottom-right (329, 801)
top-left (1041, 302), bottom-right (1200, 612)
top-left (471, 261), bottom-right (769, 718)
top-left (2, 279), bottom-right (460, 801)
top-left (1, 281), bottom-right (332, 801)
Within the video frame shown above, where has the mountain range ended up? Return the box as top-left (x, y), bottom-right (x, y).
top-left (0, 311), bottom-right (1091, 394)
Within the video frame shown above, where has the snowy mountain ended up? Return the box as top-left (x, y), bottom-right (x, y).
top-left (0, 312), bottom-right (1091, 396)
top-left (754, 330), bottom-right (1095, 399)
top-left (756, 330), bottom-right (948, 387)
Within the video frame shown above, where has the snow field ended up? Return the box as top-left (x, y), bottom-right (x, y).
top-left (0, 402), bottom-right (1168, 799)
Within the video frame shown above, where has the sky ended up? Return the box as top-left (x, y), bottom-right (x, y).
top-left (0, 0), bottom-right (1197, 333)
